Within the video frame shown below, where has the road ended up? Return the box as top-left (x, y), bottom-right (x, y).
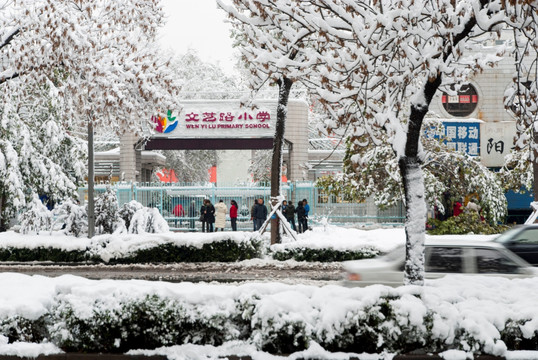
top-left (0, 261), bottom-right (344, 284)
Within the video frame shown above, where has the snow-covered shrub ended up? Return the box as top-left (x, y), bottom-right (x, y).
top-left (53, 199), bottom-right (87, 237)
top-left (94, 186), bottom-right (122, 235)
top-left (117, 200), bottom-right (144, 230)
top-left (128, 208), bottom-right (169, 234)
top-left (18, 195), bottom-right (52, 234)
top-left (271, 247), bottom-right (379, 262)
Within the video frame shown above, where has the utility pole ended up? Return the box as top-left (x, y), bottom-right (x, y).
top-left (88, 121), bottom-right (95, 238)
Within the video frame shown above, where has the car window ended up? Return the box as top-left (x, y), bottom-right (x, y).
top-left (475, 248), bottom-right (520, 274)
top-left (510, 229), bottom-right (538, 245)
top-left (426, 247), bottom-right (463, 273)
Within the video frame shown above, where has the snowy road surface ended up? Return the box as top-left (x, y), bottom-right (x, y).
top-left (0, 260), bottom-right (343, 284)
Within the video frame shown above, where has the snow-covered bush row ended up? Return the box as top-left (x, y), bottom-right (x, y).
top-left (0, 232), bottom-right (263, 263)
top-left (1, 274), bottom-right (537, 356)
top-left (18, 195), bottom-right (168, 237)
top-left (271, 247), bottom-right (379, 262)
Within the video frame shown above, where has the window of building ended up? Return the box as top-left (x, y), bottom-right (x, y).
top-left (441, 84), bottom-right (479, 117)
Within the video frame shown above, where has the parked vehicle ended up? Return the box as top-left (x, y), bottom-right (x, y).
top-left (343, 238), bottom-right (538, 287)
top-left (493, 225), bottom-right (538, 266)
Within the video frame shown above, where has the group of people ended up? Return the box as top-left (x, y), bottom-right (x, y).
top-left (199, 199), bottom-right (239, 232)
top-left (282, 199), bottom-right (310, 233)
top-left (174, 197), bottom-right (311, 232)
top-left (249, 198), bottom-right (310, 233)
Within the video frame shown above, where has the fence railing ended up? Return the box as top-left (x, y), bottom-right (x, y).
top-left (77, 181), bottom-right (405, 231)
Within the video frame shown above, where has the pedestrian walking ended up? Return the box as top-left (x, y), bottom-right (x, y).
top-left (188, 200), bottom-right (196, 230)
top-left (205, 199), bottom-right (215, 232)
top-left (200, 200), bottom-right (207, 232)
top-left (284, 200), bottom-right (296, 231)
top-left (172, 201), bottom-right (184, 227)
top-left (230, 200), bottom-right (238, 231)
top-left (214, 199), bottom-right (227, 231)
top-left (296, 200), bottom-right (306, 233)
top-left (253, 197), bottom-right (268, 231)
top-left (250, 199), bottom-right (258, 231)
top-left (302, 199), bottom-right (310, 231)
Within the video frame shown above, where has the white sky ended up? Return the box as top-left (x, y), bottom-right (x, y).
top-left (159, 0), bottom-right (238, 76)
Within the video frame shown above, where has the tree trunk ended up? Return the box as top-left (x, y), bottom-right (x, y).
top-left (88, 121), bottom-right (95, 238)
top-left (531, 122), bottom-right (538, 201)
top-left (0, 191), bottom-right (6, 232)
top-left (399, 156), bottom-right (426, 285)
top-left (270, 76), bottom-right (293, 245)
top-left (401, 76), bottom-right (442, 285)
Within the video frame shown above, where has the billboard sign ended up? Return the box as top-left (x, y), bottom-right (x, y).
top-left (151, 100), bottom-right (275, 139)
top-left (437, 120), bottom-right (481, 156)
top-left (479, 122), bottom-right (516, 167)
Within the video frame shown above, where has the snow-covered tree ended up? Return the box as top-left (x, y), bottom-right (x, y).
top-left (225, 0), bottom-right (528, 284)
top-left (218, 0), bottom-right (319, 244)
top-left (0, 84), bottom-right (86, 231)
top-left (318, 118), bottom-right (507, 224)
top-left (174, 49), bottom-right (244, 100)
top-left (52, 199), bottom-right (88, 238)
top-left (118, 200), bottom-right (144, 231)
top-left (159, 150), bottom-right (218, 183)
top-left (502, 4), bottom-right (538, 198)
top-left (249, 150), bottom-right (272, 182)
top-left (0, 0), bottom-right (181, 236)
top-left (129, 207), bottom-right (169, 234)
top-left (94, 186), bottom-right (122, 235)
top-left (18, 195), bottom-right (53, 235)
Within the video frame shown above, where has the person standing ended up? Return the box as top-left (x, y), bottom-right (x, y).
top-left (302, 199), bottom-right (310, 231)
top-left (205, 200), bottom-right (216, 232)
top-left (200, 200), bottom-right (207, 232)
top-left (296, 200), bottom-right (306, 233)
top-left (453, 198), bottom-right (463, 217)
top-left (214, 199), bottom-right (227, 231)
top-left (230, 200), bottom-right (238, 231)
top-left (253, 197), bottom-right (268, 231)
top-left (172, 201), bottom-right (184, 227)
top-left (188, 200), bottom-right (196, 231)
top-left (250, 199), bottom-right (258, 231)
top-left (284, 200), bottom-right (296, 231)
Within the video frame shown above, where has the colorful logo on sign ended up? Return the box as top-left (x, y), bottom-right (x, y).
top-left (152, 110), bottom-right (177, 133)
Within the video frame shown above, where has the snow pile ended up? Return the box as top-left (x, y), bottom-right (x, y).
top-left (0, 273), bottom-right (537, 357)
top-left (272, 224), bottom-right (496, 253)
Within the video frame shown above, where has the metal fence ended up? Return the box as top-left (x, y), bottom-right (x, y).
top-left (78, 182), bottom-right (405, 231)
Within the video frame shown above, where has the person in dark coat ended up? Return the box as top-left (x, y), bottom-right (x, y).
top-left (204, 200), bottom-right (216, 232)
top-left (250, 199), bottom-right (258, 231)
top-left (200, 200), bottom-right (207, 232)
top-left (296, 200), bottom-right (307, 233)
top-left (188, 200), bottom-right (196, 230)
top-left (230, 200), bottom-right (238, 231)
top-left (284, 201), bottom-right (296, 231)
top-left (253, 197), bottom-right (268, 231)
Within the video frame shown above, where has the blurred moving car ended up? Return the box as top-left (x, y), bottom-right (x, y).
top-left (343, 239), bottom-right (538, 287)
top-left (493, 225), bottom-right (538, 266)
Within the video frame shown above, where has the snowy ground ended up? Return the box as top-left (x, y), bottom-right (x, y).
top-left (1, 225), bottom-right (534, 360)
top-left (0, 273), bottom-right (537, 359)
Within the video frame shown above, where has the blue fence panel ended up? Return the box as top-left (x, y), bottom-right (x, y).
top-left (78, 181), bottom-right (404, 231)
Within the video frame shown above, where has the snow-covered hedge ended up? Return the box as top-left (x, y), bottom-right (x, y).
top-left (271, 247), bottom-right (379, 262)
top-left (0, 232), bottom-right (262, 263)
top-left (1, 274), bottom-right (537, 356)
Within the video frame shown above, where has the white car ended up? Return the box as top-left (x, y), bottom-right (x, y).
top-left (343, 238), bottom-right (538, 287)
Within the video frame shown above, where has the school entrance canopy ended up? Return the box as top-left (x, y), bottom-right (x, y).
top-left (119, 99), bottom-right (309, 182)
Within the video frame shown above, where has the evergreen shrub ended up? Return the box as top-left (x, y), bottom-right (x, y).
top-left (1, 292), bottom-right (536, 355)
top-left (427, 211), bottom-right (508, 235)
top-left (271, 247), bottom-right (379, 262)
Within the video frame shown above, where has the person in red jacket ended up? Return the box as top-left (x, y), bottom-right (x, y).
top-left (453, 199), bottom-right (463, 217)
top-left (230, 199), bottom-right (238, 231)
